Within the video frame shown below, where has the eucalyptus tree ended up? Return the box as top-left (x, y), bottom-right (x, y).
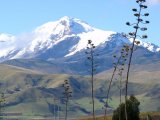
top-left (125, 0), bottom-right (149, 119)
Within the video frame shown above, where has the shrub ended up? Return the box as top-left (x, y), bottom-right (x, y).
top-left (112, 95), bottom-right (140, 120)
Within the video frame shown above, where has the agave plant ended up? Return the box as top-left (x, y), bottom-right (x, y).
top-left (62, 80), bottom-right (72, 120)
top-left (124, 0), bottom-right (149, 119)
top-left (85, 40), bottom-right (99, 120)
top-left (104, 44), bottom-right (129, 120)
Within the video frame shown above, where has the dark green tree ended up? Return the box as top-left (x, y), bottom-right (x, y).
top-left (112, 95), bottom-right (140, 120)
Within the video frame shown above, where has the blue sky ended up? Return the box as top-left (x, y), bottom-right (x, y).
top-left (0, 0), bottom-right (160, 45)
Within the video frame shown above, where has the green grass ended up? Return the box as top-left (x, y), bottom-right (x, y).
top-left (0, 64), bottom-right (160, 117)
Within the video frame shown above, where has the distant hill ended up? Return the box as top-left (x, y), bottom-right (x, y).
top-left (0, 64), bottom-right (159, 117)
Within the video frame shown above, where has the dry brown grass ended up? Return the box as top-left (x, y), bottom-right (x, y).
top-left (76, 112), bottom-right (160, 120)
top-left (76, 115), bottom-right (112, 120)
top-left (140, 112), bottom-right (160, 120)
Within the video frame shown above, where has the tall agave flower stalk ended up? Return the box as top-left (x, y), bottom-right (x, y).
top-left (125, 0), bottom-right (149, 119)
top-left (85, 40), bottom-right (98, 120)
top-left (62, 80), bottom-right (72, 120)
top-left (104, 45), bottom-right (129, 120)
top-left (0, 92), bottom-right (5, 120)
top-left (117, 46), bottom-right (129, 120)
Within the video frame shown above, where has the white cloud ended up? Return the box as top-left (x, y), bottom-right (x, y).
top-left (15, 33), bottom-right (34, 49)
top-left (0, 32), bottom-right (34, 55)
top-left (147, 0), bottom-right (160, 5)
top-left (0, 34), bottom-right (15, 49)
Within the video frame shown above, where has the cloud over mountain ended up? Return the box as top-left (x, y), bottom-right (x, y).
top-left (147, 0), bottom-right (160, 5)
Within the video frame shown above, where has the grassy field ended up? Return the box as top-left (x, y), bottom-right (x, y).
top-left (0, 64), bottom-right (160, 117)
top-left (1, 112), bottom-right (160, 120)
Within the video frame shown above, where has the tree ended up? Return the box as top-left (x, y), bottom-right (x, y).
top-left (85, 40), bottom-right (98, 120)
top-left (124, 0), bottom-right (149, 119)
top-left (62, 80), bottom-right (72, 120)
top-left (112, 95), bottom-right (140, 120)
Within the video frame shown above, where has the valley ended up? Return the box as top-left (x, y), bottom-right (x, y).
top-left (0, 16), bottom-right (160, 119)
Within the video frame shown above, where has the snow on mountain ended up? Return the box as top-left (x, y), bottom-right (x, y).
top-left (139, 40), bottom-right (160, 52)
top-left (0, 16), bottom-right (159, 61)
top-left (128, 37), bottom-right (160, 52)
top-left (13, 16), bottom-right (115, 59)
top-left (66, 29), bottom-right (115, 57)
top-left (30, 16), bottom-right (94, 51)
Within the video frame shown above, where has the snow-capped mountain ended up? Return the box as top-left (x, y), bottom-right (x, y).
top-left (12, 16), bottom-right (116, 59)
top-left (0, 16), bottom-right (159, 62)
top-left (139, 41), bottom-right (160, 52)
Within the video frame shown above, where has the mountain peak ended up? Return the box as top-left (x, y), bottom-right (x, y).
top-left (56, 16), bottom-right (94, 34)
top-left (59, 16), bottom-right (73, 22)
top-left (0, 17), bottom-right (160, 62)
top-left (34, 16), bottom-right (94, 37)
top-left (58, 16), bottom-right (74, 26)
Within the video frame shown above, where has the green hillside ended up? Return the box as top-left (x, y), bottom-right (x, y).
top-left (0, 64), bottom-right (160, 119)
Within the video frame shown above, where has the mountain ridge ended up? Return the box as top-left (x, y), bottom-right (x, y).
top-left (0, 16), bottom-right (159, 62)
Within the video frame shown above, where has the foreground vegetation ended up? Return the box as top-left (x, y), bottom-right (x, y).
top-left (78, 112), bottom-right (160, 120)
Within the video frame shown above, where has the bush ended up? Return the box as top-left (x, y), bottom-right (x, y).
top-left (112, 95), bottom-right (140, 120)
